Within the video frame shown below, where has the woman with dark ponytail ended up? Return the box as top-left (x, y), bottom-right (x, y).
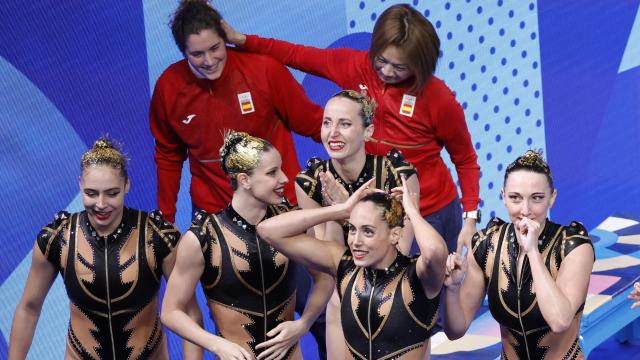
top-left (256, 177), bottom-right (447, 359)
top-left (9, 138), bottom-right (202, 359)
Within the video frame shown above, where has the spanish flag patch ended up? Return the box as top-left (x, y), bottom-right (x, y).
top-left (237, 91), bottom-right (255, 114)
top-left (399, 94), bottom-right (416, 117)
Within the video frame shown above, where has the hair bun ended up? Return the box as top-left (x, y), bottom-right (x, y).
top-left (93, 138), bottom-right (114, 150)
top-left (81, 137), bottom-right (129, 180)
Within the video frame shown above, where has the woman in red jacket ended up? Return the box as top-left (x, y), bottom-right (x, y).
top-left (223, 4), bottom-right (481, 256)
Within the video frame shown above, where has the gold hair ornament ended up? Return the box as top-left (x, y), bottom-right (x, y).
top-left (334, 89), bottom-right (377, 126)
top-left (81, 137), bottom-right (127, 173)
top-left (219, 131), bottom-right (268, 176)
top-left (383, 195), bottom-right (404, 228)
top-left (507, 149), bottom-right (552, 177)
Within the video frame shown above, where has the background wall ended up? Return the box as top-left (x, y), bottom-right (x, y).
top-left (1, 0), bottom-right (638, 358)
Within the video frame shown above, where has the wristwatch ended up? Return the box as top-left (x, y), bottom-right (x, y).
top-left (463, 209), bottom-right (481, 223)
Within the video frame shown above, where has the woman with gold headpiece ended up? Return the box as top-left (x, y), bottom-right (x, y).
top-left (256, 176), bottom-right (448, 359)
top-left (161, 131), bottom-right (334, 360)
top-left (443, 150), bottom-right (595, 359)
top-left (295, 88), bottom-right (419, 358)
top-left (9, 138), bottom-right (202, 360)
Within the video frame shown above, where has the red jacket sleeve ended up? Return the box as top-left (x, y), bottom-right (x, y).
top-left (264, 58), bottom-right (323, 142)
top-left (434, 94), bottom-right (480, 212)
top-left (149, 76), bottom-right (187, 223)
top-left (244, 34), bottom-right (363, 87)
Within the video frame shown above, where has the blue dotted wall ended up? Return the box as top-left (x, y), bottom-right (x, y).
top-left (346, 0), bottom-right (546, 222)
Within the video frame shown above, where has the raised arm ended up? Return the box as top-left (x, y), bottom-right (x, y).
top-left (266, 58), bottom-right (323, 142)
top-left (294, 182), bottom-right (331, 240)
top-left (258, 178), bottom-right (378, 275)
top-left (520, 218), bottom-right (594, 332)
top-left (221, 20), bottom-right (362, 85)
top-left (161, 240), bottom-right (204, 360)
top-left (391, 173), bottom-right (419, 256)
top-left (9, 244), bottom-right (58, 360)
top-left (161, 232), bottom-right (252, 359)
top-left (442, 250), bottom-right (487, 340)
top-left (257, 204), bottom-right (347, 276)
top-left (400, 176), bottom-right (447, 298)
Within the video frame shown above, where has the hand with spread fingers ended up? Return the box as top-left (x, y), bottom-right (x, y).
top-left (630, 282), bottom-right (640, 310)
top-left (319, 171), bottom-right (349, 206)
top-left (212, 337), bottom-right (255, 360)
top-left (255, 320), bottom-right (308, 360)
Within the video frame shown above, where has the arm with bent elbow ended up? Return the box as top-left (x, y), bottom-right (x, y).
top-left (399, 175), bottom-right (447, 297)
top-left (442, 252), bottom-right (486, 340)
top-left (520, 218), bottom-right (594, 333)
top-left (258, 178), bottom-right (379, 275)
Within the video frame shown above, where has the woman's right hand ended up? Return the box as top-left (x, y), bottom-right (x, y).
top-left (221, 20), bottom-right (247, 46)
top-left (212, 337), bottom-right (255, 360)
top-left (444, 252), bottom-right (468, 289)
top-left (342, 178), bottom-right (379, 212)
top-left (319, 171), bottom-right (349, 206)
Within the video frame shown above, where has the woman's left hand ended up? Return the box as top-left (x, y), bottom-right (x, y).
top-left (255, 320), bottom-right (307, 360)
top-left (518, 217), bottom-right (543, 254)
top-left (220, 20), bottom-right (247, 46)
top-left (398, 174), bottom-right (419, 215)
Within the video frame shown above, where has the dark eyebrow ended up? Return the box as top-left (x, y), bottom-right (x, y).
top-left (377, 55), bottom-right (408, 67)
top-left (85, 187), bottom-right (120, 192)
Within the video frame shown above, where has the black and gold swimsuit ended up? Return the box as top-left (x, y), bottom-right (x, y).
top-left (472, 218), bottom-right (593, 360)
top-left (190, 203), bottom-right (299, 358)
top-left (37, 207), bottom-right (179, 360)
top-left (337, 251), bottom-right (439, 359)
top-left (296, 149), bottom-right (416, 205)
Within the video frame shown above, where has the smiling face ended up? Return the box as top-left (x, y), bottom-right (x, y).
top-left (244, 149), bottom-right (288, 205)
top-left (502, 170), bottom-right (556, 233)
top-left (80, 165), bottom-right (129, 236)
top-left (185, 29), bottom-right (227, 80)
top-left (321, 96), bottom-right (372, 162)
top-left (346, 201), bottom-right (399, 269)
top-left (373, 45), bottom-right (414, 85)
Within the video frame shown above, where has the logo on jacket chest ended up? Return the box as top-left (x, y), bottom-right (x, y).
top-left (400, 94), bottom-right (416, 117)
top-left (182, 114), bottom-right (196, 124)
top-left (238, 91), bottom-right (255, 114)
